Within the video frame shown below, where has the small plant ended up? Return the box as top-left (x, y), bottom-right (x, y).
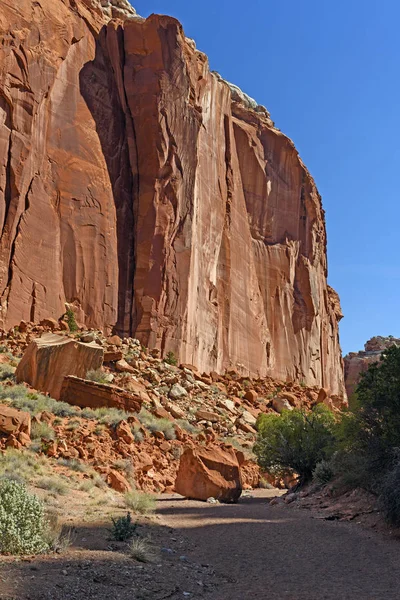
top-left (124, 491), bottom-right (156, 515)
top-left (129, 537), bottom-right (156, 563)
top-left (0, 364), bottom-right (16, 381)
top-left (164, 351), bottom-right (177, 366)
top-left (43, 512), bottom-right (72, 553)
top-left (379, 455), bottom-right (400, 526)
top-left (110, 512), bottom-right (137, 541)
top-left (31, 422), bottom-right (55, 441)
top-left (86, 369), bottom-right (109, 384)
top-left (57, 458), bottom-right (87, 473)
top-left (0, 479), bottom-right (50, 555)
top-left (65, 307), bottom-right (78, 332)
top-left (313, 459), bottom-right (334, 485)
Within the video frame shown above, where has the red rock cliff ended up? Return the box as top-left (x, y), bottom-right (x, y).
top-left (0, 0), bottom-right (345, 394)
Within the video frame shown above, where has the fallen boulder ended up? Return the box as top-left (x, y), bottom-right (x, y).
top-left (175, 445), bottom-right (242, 503)
top-left (60, 376), bottom-right (144, 413)
top-left (0, 405), bottom-right (31, 437)
top-left (15, 333), bottom-right (104, 399)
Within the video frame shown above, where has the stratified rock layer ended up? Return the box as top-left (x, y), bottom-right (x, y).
top-left (0, 0), bottom-right (345, 394)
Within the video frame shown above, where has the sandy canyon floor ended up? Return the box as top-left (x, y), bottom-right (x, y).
top-left (1, 489), bottom-right (400, 600)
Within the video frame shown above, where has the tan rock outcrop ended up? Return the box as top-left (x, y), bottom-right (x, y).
top-left (0, 0), bottom-right (345, 396)
top-left (175, 445), bottom-right (242, 503)
top-left (15, 333), bottom-right (104, 399)
top-left (60, 376), bottom-right (144, 413)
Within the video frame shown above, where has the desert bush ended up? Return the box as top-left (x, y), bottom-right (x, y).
top-left (31, 422), bottom-right (55, 441)
top-left (93, 407), bottom-right (130, 427)
top-left (0, 386), bottom-right (80, 418)
top-left (37, 477), bottom-right (68, 496)
top-left (86, 369), bottom-right (109, 384)
top-left (0, 364), bottom-right (16, 381)
top-left (176, 419), bottom-right (200, 435)
top-left (254, 405), bottom-right (337, 485)
top-left (124, 491), bottom-right (156, 515)
top-left (110, 512), bottom-right (136, 541)
top-left (137, 408), bottom-right (176, 440)
top-left (129, 537), bottom-right (155, 563)
top-left (164, 351), bottom-right (177, 366)
top-left (0, 449), bottom-right (46, 481)
top-left (57, 458), bottom-right (87, 473)
top-left (0, 479), bottom-right (49, 555)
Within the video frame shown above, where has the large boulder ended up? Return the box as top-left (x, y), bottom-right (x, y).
top-left (0, 405), bottom-right (31, 436)
top-left (175, 446), bottom-right (242, 503)
top-left (60, 376), bottom-right (145, 413)
top-left (15, 333), bottom-right (104, 400)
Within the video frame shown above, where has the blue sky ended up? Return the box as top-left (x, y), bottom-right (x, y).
top-left (132, 0), bottom-right (400, 355)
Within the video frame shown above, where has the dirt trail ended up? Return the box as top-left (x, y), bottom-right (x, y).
top-left (157, 490), bottom-right (400, 600)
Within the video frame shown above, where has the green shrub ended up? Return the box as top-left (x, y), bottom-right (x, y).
top-left (254, 405), bottom-right (337, 485)
top-left (0, 479), bottom-right (49, 555)
top-left (110, 512), bottom-right (136, 541)
top-left (65, 307), bottom-right (78, 332)
top-left (164, 351), bottom-right (177, 366)
top-left (124, 491), bottom-right (156, 515)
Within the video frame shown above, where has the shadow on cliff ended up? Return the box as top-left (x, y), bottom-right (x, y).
top-left (79, 24), bottom-right (137, 337)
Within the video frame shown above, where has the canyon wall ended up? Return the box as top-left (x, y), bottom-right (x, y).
top-left (0, 0), bottom-right (345, 394)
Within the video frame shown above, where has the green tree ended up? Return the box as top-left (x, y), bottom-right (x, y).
top-left (254, 405), bottom-right (337, 486)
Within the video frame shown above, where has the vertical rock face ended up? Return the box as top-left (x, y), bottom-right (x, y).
top-left (0, 0), bottom-right (345, 395)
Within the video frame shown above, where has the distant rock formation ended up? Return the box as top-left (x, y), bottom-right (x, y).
top-left (0, 0), bottom-right (345, 394)
top-left (344, 336), bottom-right (400, 397)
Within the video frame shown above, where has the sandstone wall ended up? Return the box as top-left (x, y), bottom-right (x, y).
top-left (0, 0), bottom-right (345, 394)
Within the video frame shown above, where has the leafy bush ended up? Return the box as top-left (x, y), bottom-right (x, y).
top-left (0, 479), bottom-right (49, 555)
top-left (254, 405), bottom-right (337, 485)
top-left (110, 512), bottom-right (137, 541)
top-left (124, 491), bottom-right (156, 515)
top-left (164, 351), bottom-right (177, 366)
top-left (65, 307), bottom-right (78, 332)
top-left (379, 455), bottom-right (400, 526)
top-left (353, 345), bottom-right (400, 477)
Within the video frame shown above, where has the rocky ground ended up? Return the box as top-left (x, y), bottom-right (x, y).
top-left (0, 319), bottom-right (346, 495)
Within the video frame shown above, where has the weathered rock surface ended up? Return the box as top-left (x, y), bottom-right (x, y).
top-left (0, 404), bottom-right (30, 436)
top-left (175, 445), bottom-right (242, 503)
top-left (60, 375), bottom-right (145, 412)
top-left (344, 336), bottom-right (400, 397)
top-left (0, 0), bottom-right (345, 395)
top-left (15, 333), bottom-right (103, 399)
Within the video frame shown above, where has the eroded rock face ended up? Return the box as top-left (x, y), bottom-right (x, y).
top-left (0, 404), bottom-right (31, 436)
top-left (15, 333), bottom-right (104, 399)
top-left (0, 1), bottom-right (345, 395)
top-left (175, 445), bottom-right (242, 503)
top-left (344, 336), bottom-right (400, 397)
